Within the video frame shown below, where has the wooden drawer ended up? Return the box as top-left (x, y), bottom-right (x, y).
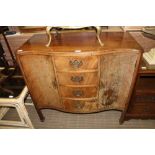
top-left (54, 56), bottom-right (98, 71)
top-left (134, 94), bottom-right (155, 104)
top-left (57, 72), bottom-right (98, 85)
top-left (136, 76), bottom-right (155, 91)
top-left (128, 93), bottom-right (155, 115)
top-left (60, 86), bottom-right (98, 98)
top-left (127, 102), bottom-right (155, 115)
top-left (63, 99), bottom-right (98, 113)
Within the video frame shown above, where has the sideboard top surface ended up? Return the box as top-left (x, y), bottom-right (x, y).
top-left (17, 32), bottom-right (143, 54)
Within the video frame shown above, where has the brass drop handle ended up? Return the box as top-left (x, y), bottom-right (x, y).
top-left (69, 60), bottom-right (83, 69)
top-left (74, 101), bottom-right (85, 109)
top-left (72, 90), bottom-right (84, 97)
top-left (71, 76), bottom-right (84, 83)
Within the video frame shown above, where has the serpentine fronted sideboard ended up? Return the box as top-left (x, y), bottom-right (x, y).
top-left (16, 32), bottom-right (142, 122)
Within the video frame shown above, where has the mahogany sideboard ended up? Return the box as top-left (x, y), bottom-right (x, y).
top-left (16, 32), bottom-right (143, 122)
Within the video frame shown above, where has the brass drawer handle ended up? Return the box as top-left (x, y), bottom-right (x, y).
top-left (71, 76), bottom-right (84, 83)
top-left (69, 60), bottom-right (83, 69)
top-left (72, 90), bottom-right (84, 97)
top-left (74, 101), bottom-right (85, 109)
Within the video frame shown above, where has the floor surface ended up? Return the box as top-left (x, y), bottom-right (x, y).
top-left (1, 104), bottom-right (155, 129)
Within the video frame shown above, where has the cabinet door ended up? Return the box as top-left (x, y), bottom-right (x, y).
top-left (99, 50), bottom-right (140, 110)
top-left (18, 54), bottom-right (62, 110)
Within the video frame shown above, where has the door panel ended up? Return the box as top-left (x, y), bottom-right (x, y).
top-left (18, 54), bottom-right (62, 109)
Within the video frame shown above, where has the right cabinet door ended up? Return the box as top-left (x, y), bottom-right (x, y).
top-left (99, 50), bottom-right (140, 110)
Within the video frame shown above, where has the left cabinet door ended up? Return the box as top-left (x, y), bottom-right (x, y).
top-left (17, 54), bottom-right (63, 110)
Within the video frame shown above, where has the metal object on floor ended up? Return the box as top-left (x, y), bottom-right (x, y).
top-left (0, 86), bottom-right (34, 128)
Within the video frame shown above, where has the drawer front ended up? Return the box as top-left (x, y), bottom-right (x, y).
top-left (54, 56), bottom-right (98, 71)
top-left (57, 72), bottom-right (98, 85)
top-left (63, 99), bottom-right (98, 113)
top-left (128, 102), bottom-right (155, 115)
top-left (136, 77), bottom-right (155, 91)
top-left (60, 86), bottom-right (98, 98)
top-left (134, 94), bottom-right (155, 104)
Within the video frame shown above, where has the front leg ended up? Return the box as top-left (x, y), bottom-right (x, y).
top-left (95, 26), bottom-right (104, 46)
top-left (37, 109), bottom-right (45, 122)
top-left (46, 26), bottom-right (53, 47)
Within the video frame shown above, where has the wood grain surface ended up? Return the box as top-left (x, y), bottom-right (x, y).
top-left (18, 55), bottom-right (62, 109)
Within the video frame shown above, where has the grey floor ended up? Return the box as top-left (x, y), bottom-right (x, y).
top-left (2, 105), bottom-right (155, 129)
